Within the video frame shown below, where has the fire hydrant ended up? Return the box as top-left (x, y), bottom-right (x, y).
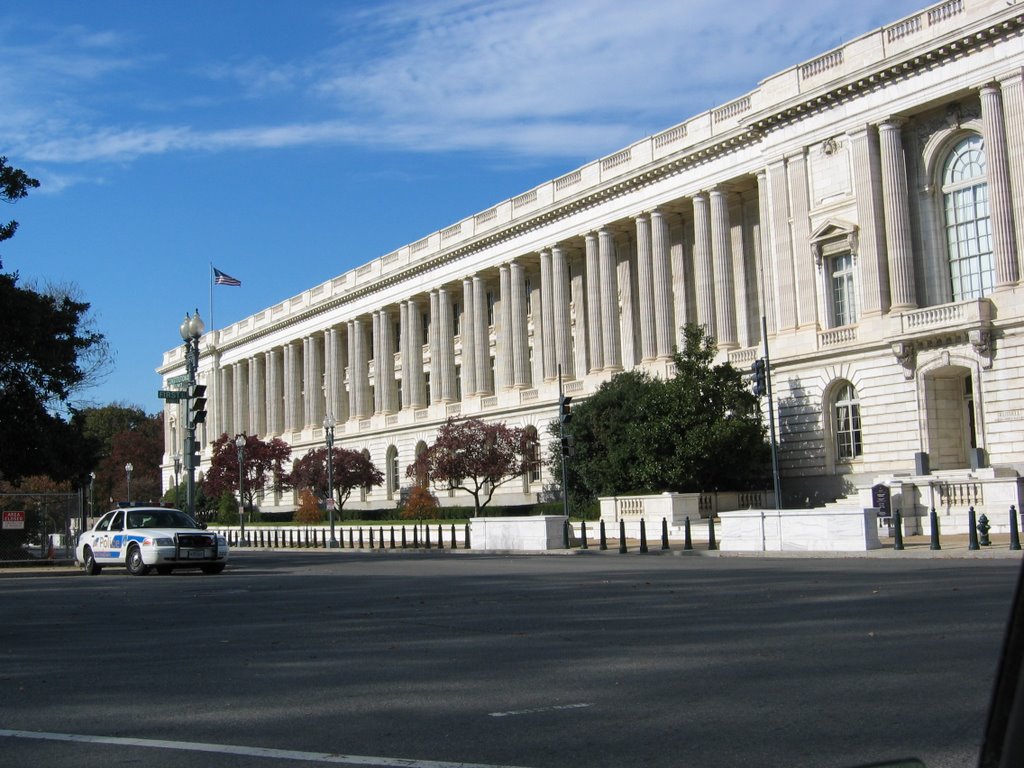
top-left (977, 513), bottom-right (991, 546)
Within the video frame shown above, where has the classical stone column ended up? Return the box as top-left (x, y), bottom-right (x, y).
top-left (850, 127), bottom-right (890, 316)
top-left (248, 355), bottom-right (265, 436)
top-left (498, 265), bottom-right (514, 389)
top-left (461, 278), bottom-right (477, 398)
top-left (999, 70), bottom-right (1024, 283)
top-left (472, 277), bottom-right (491, 395)
top-left (878, 119), bottom-right (917, 309)
top-left (650, 209), bottom-right (674, 358)
top-left (437, 289), bottom-right (456, 401)
top-left (233, 361), bottom-right (248, 437)
top-left (428, 291), bottom-right (440, 403)
top-left (407, 299), bottom-right (427, 408)
top-left (584, 232), bottom-right (603, 373)
top-left (218, 364), bottom-right (233, 437)
top-left (371, 313), bottom-right (382, 414)
top-left (598, 228), bottom-right (621, 371)
top-left (325, 327), bottom-right (346, 421)
top-left (349, 319), bottom-right (370, 419)
top-left (551, 245), bottom-right (574, 379)
top-left (377, 309), bottom-right (397, 413)
top-left (283, 342), bottom-right (300, 432)
top-left (692, 193), bottom-right (716, 337)
top-left (539, 249), bottom-right (555, 381)
top-left (399, 304), bottom-right (410, 410)
top-left (980, 82), bottom-right (1019, 286)
top-left (265, 348), bottom-right (281, 435)
top-left (510, 262), bottom-right (530, 388)
top-left (634, 213), bottom-right (657, 362)
top-left (710, 188), bottom-right (738, 348)
top-left (303, 335), bottom-right (323, 427)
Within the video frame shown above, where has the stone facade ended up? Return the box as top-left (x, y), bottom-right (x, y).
top-left (159, 0), bottom-right (1024, 517)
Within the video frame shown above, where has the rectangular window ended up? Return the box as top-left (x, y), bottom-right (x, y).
top-left (829, 252), bottom-right (857, 327)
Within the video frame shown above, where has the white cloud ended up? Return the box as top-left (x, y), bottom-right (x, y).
top-left (3, 0), bottom-right (929, 168)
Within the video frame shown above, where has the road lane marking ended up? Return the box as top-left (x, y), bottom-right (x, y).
top-left (488, 703), bottom-right (592, 718)
top-left (0, 728), bottom-right (534, 768)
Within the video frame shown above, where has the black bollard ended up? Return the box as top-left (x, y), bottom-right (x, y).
top-left (639, 518), bottom-right (649, 553)
top-left (1010, 506), bottom-right (1021, 551)
top-left (684, 516), bottom-right (693, 550)
top-left (359, 528), bottom-right (365, 549)
top-left (661, 517), bottom-right (670, 550)
top-left (401, 527), bottom-right (407, 549)
top-left (425, 524), bottom-right (431, 549)
top-left (369, 528), bottom-right (375, 548)
top-left (390, 527), bottom-right (396, 549)
top-left (968, 507), bottom-right (980, 550)
top-left (580, 520), bottom-right (588, 550)
top-left (563, 519), bottom-right (570, 548)
top-left (379, 527), bottom-right (385, 549)
top-left (437, 524), bottom-right (443, 549)
top-left (619, 519), bottom-right (628, 553)
top-left (348, 529), bottom-right (354, 548)
top-left (413, 525), bottom-right (419, 548)
top-left (599, 519), bottom-right (608, 550)
top-left (464, 523), bottom-right (471, 549)
top-left (708, 515), bottom-right (718, 551)
top-left (893, 509), bottom-right (904, 551)
top-left (929, 508), bottom-right (941, 550)
top-left (451, 524), bottom-right (457, 550)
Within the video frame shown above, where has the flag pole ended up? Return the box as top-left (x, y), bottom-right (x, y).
top-left (209, 262), bottom-right (215, 333)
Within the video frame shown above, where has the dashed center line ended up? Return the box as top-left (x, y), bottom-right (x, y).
top-left (488, 703), bottom-right (593, 718)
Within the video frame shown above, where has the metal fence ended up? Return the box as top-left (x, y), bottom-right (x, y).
top-left (0, 492), bottom-right (82, 564)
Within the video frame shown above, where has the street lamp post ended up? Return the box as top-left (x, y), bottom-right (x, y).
top-left (172, 452), bottom-right (181, 509)
top-left (179, 309), bottom-right (205, 520)
top-left (125, 462), bottom-right (133, 504)
top-left (235, 434), bottom-right (248, 545)
top-left (323, 413), bottom-right (338, 548)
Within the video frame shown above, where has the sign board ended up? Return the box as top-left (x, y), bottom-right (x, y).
top-left (2, 511), bottom-right (26, 530)
top-left (167, 374), bottom-right (189, 387)
top-left (326, 499), bottom-right (336, 511)
top-left (158, 389), bottom-right (188, 402)
top-left (871, 483), bottom-right (891, 517)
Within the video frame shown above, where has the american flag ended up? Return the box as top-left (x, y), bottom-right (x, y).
top-left (213, 267), bottom-right (241, 287)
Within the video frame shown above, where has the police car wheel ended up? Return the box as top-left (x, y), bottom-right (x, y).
top-left (82, 547), bottom-right (102, 576)
top-left (126, 545), bottom-right (150, 576)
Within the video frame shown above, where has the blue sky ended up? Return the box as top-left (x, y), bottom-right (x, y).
top-left (3, 0), bottom-right (928, 414)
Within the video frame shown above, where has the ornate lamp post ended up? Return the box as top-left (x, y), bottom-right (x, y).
top-left (179, 309), bottom-right (205, 519)
top-left (235, 434), bottom-right (248, 545)
top-left (125, 462), bottom-right (133, 504)
top-left (172, 452), bottom-right (181, 509)
top-left (323, 413), bottom-right (338, 548)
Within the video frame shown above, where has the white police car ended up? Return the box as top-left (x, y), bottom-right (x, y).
top-left (76, 506), bottom-right (229, 576)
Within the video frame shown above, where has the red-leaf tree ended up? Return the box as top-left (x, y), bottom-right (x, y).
top-left (285, 446), bottom-right (384, 519)
top-left (406, 417), bottom-right (536, 516)
top-left (203, 433), bottom-right (291, 512)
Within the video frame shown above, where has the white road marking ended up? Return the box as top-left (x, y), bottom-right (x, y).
top-left (488, 703), bottom-right (593, 718)
top-left (0, 728), bottom-right (533, 768)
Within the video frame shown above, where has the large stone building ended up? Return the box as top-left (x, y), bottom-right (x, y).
top-left (160, 0), bottom-right (1024, 524)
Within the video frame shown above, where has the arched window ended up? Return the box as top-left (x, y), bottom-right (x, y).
top-left (833, 382), bottom-right (862, 462)
top-left (522, 426), bottom-right (541, 491)
top-left (386, 445), bottom-right (399, 500)
top-left (942, 135), bottom-right (993, 300)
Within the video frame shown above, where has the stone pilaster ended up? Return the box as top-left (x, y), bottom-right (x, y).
top-left (980, 82), bottom-right (1020, 286)
top-left (850, 126), bottom-right (890, 316)
top-left (879, 119), bottom-right (917, 309)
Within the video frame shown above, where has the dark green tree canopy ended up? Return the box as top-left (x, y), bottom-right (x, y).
top-left (554, 324), bottom-right (771, 500)
top-left (0, 156), bottom-right (39, 264)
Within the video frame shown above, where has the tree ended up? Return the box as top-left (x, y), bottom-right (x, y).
top-left (0, 156), bottom-right (39, 265)
top-left (0, 158), bottom-right (108, 484)
top-left (285, 446), bottom-right (383, 519)
top-left (554, 324), bottom-right (770, 500)
top-left (77, 406), bottom-right (163, 507)
top-left (398, 485), bottom-right (439, 520)
top-left (407, 417), bottom-right (537, 516)
top-left (202, 433), bottom-right (291, 513)
top-left (294, 488), bottom-right (323, 525)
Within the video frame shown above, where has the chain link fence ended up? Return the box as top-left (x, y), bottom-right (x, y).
top-left (0, 492), bottom-right (83, 564)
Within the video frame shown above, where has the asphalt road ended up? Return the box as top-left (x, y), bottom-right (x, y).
top-left (0, 550), bottom-right (1019, 768)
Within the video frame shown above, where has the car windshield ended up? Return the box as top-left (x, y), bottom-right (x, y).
top-left (125, 510), bottom-right (199, 529)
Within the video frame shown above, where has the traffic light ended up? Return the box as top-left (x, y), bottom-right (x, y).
top-left (560, 435), bottom-right (574, 457)
top-left (751, 358), bottom-right (767, 397)
top-left (189, 383), bottom-right (207, 428)
top-left (559, 394), bottom-right (573, 425)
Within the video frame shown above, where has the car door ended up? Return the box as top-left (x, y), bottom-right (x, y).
top-left (102, 511), bottom-right (127, 564)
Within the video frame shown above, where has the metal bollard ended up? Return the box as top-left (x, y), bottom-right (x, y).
top-left (359, 529), bottom-right (365, 549)
top-left (563, 519), bottom-right (570, 548)
top-left (929, 508), bottom-right (941, 550)
top-left (390, 527), bottom-right (396, 549)
top-left (1010, 506), bottom-right (1021, 551)
top-left (401, 527), bottom-right (407, 549)
top-left (708, 515), bottom-right (718, 551)
top-left (639, 518), bottom-right (648, 553)
top-left (451, 524), bottom-right (457, 550)
top-left (425, 524), bottom-right (431, 549)
top-left (580, 520), bottom-right (588, 550)
top-left (437, 524), bottom-right (443, 549)
top-left (619, 519), bottom-right (627, 553)
top-left (661, 518), bottom-right (669, 550)
top-left (968, 507), bottom-right (980, 551)
top-left (684, 516), bottom-right (693, 550)
top-left (348, 529), bottom-right (354, 549)
top-left (893, 509), bottom-right (904, 551)
top-left (599, 519), bottom-right (608, 550)
top-left (464, 523), bottom-right (471, 550)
